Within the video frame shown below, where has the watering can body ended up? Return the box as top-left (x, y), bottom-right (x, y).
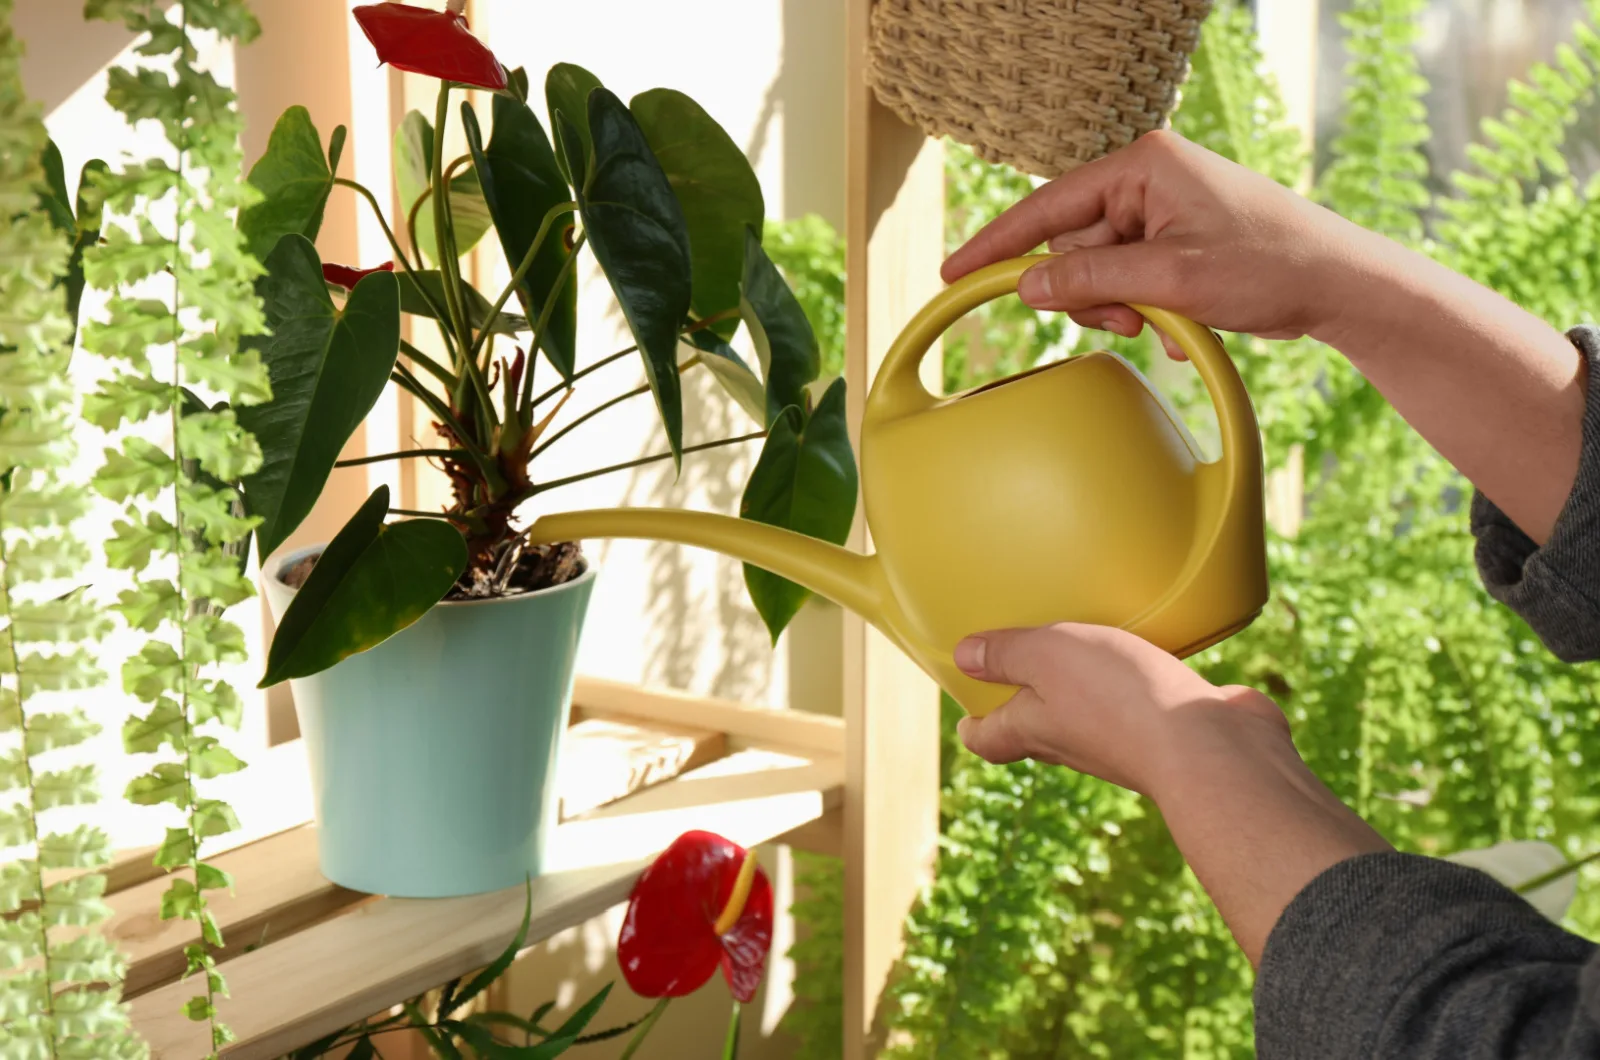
top-left (529, 255), bottom-right (1268, 717)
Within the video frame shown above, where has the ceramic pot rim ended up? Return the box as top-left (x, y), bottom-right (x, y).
top-left (268, 542), bottom-right (597, 611)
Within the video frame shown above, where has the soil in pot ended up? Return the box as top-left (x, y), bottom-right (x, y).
top-left (280, 539), bottom-right (586, 600)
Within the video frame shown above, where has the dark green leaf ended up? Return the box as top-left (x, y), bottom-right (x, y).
top-left (348, 1038), bottom-right (375, 1060)
top-left (688, 330), bottom-right (764, 424)
top-left (545, 63), bottom-right (602, 185)
top-left (501, 66), bottom-right (531, 104)
top-left (238, 235), bottom-right (400, 560)
top-left (567, 90), bottom-right (691, 465)
top-left (572, 1013), bottom-right (651, 1044)
top-left (630, 89), bottom-right (764, 333)
top-left (739, 228), bottom-right (819, 426)
top-left (462, 98), bottom-right (577, 378)
top-left (446, 880), bottom-right (532, 1016)
top-left (260, 486), bottom-right (467, 685)
top-left (502, 984), bottom-right (614, 1059)
top-left (394, 271), bottom-right (529, 335)
top-left (238, 107), bottom-right (337, 263)
top-left (394, 109), bottom-right (492, 265)
top-left (740, 378), bottom-right (857, 640)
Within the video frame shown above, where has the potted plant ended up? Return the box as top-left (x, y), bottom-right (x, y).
top-left (296, 829), bottom-right (774, 1058)
top-left (244, 2), bottom-right (857, 898)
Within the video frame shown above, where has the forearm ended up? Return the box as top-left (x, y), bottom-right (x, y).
top-left (1152, 699), bottom-right (1392, 966)
top-left (1312, 220), bottom-right (1586, 544)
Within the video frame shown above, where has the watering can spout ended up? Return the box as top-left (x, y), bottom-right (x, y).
top-left (525, 508), bottom-right (885, 624)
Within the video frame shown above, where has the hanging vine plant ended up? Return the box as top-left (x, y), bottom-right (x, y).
top-left (0, 0), bottom-right (143, 1056)
top-left (80, 0), bottom-right (271, 1053)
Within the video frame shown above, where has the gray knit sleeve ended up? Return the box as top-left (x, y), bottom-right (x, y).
top-left (1253, 852), bottom-right (1600, 1059)
top-left (1470, 325), bottom-right (1600, 662)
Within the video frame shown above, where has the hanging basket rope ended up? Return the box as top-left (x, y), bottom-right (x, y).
top-left (867, 0), bottom-right (1214, 179)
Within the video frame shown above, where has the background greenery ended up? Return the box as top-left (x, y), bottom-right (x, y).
top-left (775, 0), bottom-right (1600, 1055)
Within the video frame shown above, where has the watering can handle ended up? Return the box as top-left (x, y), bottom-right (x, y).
top-left (867, 252), bottom-right (1260, 501)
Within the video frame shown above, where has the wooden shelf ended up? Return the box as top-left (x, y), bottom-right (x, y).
top-left (121, 681), bottom-right (844, 1059)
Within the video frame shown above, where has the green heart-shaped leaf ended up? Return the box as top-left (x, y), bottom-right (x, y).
top-left (739, 377), bottom-right (857, 640)
top-left (739, 229), bottom-right (820, 426)
top-left (239, 235), bottom-right (400, 560)
top-left (566, 89), bottom-right (692, 465)
top-left (394, 110), bottom-right (492, 266)
top-left (630, 88), bottom-right (764, 335)
top-left (546, 63), bottom-right (603, 185)
top-left (462, 97), bottom-right (577, 377)
top-left (239, 107), bottom-right (344, 263)
top-left (260, 485), bottom-right (466, 686)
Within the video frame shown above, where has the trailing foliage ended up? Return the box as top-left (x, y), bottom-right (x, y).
top-left (81, 1), bottom-right (271, 1053)
top-left (0, 4), bottom-right (142, 1056)
top-left (786, 2), bottom-right (1600, 1056)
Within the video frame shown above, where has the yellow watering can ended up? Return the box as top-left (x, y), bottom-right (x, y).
top-left (527, 255), bottom-right (1268, 717)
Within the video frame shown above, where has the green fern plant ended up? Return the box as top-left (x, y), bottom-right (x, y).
top-left (788, 1), bottom-right (1600, 1055)
top-left (80, 1), bottom-right (271, 1053)
top-left (0, 3), bottom-right (143, 1056)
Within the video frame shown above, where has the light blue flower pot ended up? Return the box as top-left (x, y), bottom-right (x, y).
top-left (264, 546), bottom-right (596, 898)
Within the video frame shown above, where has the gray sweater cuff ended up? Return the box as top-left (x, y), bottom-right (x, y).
top-left (1470, 325), bottom-right (1600, 662)
top-left (1254, 852), bottom-right (1597, 1059)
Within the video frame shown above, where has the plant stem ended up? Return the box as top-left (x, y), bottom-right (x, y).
top-left (531, 353), bottom-right (703, 460)
top-left (531, 345), bottom-right (636, 407)
top-left (335, 448), bottom-right (464, 468)
top-left (529, 310), bottom-right (741, 409)
top-left (530, 384), bottom-right (648, 459)
top-left (431, 84), bottom-right (471, 355)
top-left (333, 177), bottom-right (466, 363)
top-left (721, 1001), bottom-right (742, 1060)
top-left (400, 339), bottom-right (459, 390)
top-left (467, 199), bottom-right (577, 367)
top-left (617, 999), bottom-right (670, 1060)
top-left (388, 508), bottom-right (456, 520)
top-left (1515, 848), bottom-right (1600, 895)
top-left (168, 6), bottom-right (224, 1051)
top-left (534, 431), bottom-right (766, 494)
top-left (519, 232), bottom-right (586, 410)
top-left (389, 364), bottom-right (483, 461)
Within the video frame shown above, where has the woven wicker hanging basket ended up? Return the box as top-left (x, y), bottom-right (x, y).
top-left (867, 0), bottom-right (1214, 179)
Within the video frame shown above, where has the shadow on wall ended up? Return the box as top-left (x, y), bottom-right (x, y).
top-left (615, 0), bottom-right (849, 710)
top-left (623, 370), bottom-right (774, 705)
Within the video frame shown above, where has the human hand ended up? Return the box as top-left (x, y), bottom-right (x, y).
top-left (942, 130), bottom-right (1378, 356)
top-left (952, 622), bottom-right (1294, 798)
top-left (954, 623), bottom-right (1393, 966)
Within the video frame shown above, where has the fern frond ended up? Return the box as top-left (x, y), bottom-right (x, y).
top-left (83, 1), bottom-right (267, 1053)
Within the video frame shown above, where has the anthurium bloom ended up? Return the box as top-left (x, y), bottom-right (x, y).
top-left (617, 830), bottom-right (773, 1003)
top-left (323, 261), bottom-right (395, 290)
top-left (351, 3), bottom-right (508, 91)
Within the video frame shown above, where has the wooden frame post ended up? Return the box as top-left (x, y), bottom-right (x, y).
top-left (1257, 0), bottom-right (1319, 539)
top-left (842, 3), bottom-right (945, 1057)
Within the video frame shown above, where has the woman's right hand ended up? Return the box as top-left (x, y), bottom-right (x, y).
top-left (944, 129), bottom-right (1380, 352)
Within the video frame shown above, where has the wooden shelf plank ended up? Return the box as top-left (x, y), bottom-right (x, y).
top-left (558, 714), bottom-right (725, 820)
top-left (573, 676), bottom-right (846, 755)
top-left (129, 746), bottom-right (844, 1059)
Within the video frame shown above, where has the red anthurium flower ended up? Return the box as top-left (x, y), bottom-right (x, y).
top-left (323, 261), bottom-right (395, 290)
top-left (618, 830), bottom-right (773, 1004)
top-left (352, 3), bottom-right (508, 91)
